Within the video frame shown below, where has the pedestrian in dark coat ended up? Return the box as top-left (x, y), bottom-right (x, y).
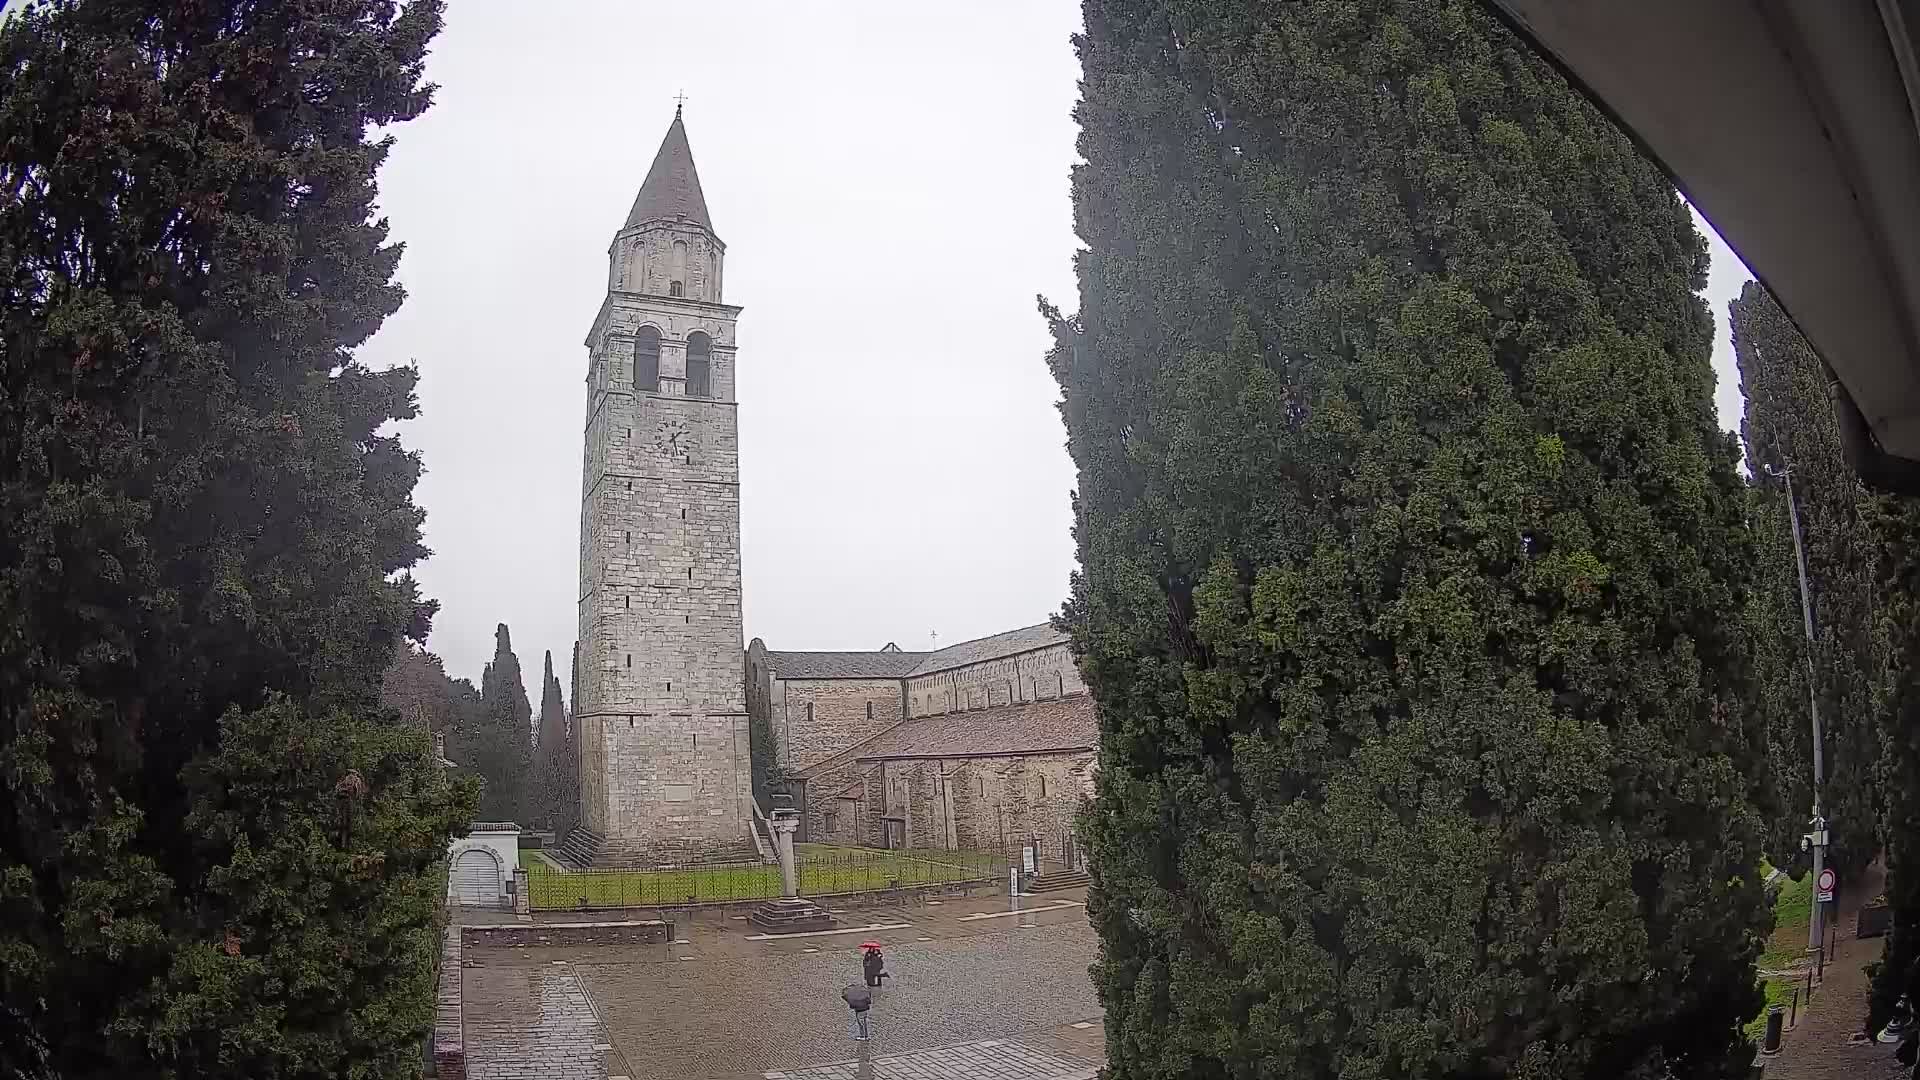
top-left (862, 946), bottom-right (885, 988)
top-left (842, 982), bottom-right (873, 1041)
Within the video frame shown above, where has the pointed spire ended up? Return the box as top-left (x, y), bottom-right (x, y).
top-left (624, 111), bottom-right (712, 232)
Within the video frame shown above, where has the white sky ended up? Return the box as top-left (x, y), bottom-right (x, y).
top-left (361, 0), bottom-right (1754, 686)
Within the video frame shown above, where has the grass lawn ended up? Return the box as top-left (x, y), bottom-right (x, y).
top-left (1747, 862), bottom-right (1818, 1039)
top-left (1760, 870), bottom-right (1815, 971)
top-left (520, 846), bottom-right (1002, 910)
top-left (1743, 977), bottom-right (1794, 1040)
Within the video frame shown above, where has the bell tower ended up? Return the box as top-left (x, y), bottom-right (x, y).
top-left (574, 107), bottom-right (750, 864)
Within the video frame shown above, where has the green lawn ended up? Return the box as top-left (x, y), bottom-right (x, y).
top-left (1760, 871), bottom-right (1814, 971)
top-left (1743, 977), bottom-right (1794, 1040)
top-left (1747, 862), bottom-right (1818, 1040)
top-left (520, 847), bottom-right (1002, 910)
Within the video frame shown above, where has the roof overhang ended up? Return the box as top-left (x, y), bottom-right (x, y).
top-left (1481, 1), bottom-right (1920, 492)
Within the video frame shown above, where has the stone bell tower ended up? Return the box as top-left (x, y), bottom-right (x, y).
top-left (572, 107), bottom-right (751, 865)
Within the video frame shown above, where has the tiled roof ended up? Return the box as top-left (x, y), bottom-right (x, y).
top-left (798, 695), bottom-right (1096, 777)
top-left (761, 622), bottom-right (1067, 682)
top-left (764, 650), bottom-right (927, 680)
top-left (906, 623), bottom-right (1067, 677)
top-left (625, 113), bottom-right (712, 231)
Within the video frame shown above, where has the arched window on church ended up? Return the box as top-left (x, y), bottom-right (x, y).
top-left (686, 331), bottom-right (712, 397)
top-left (671, 239), bottom-right (689, 296)
top-left (635, 326), bottom-right (661, 392)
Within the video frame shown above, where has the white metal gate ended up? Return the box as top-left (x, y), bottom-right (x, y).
top-left (452, 849), bottom-right (500, 906)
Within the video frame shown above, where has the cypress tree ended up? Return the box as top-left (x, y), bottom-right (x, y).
top-left (471, 623), bottom-right (533, 823)
top-left (0, 1), bottom-right (472, 1076)
top-left (1053, 2), bottom-right (1767, 1077)
top-left (1731, 281), bottom-right (1887, 878)
top-left (1872, 503), bottom-right (1920, 1032)
top-left (533, 650), bottom-right (573, 831)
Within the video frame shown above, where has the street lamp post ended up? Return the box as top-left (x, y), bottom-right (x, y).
top-left (1766, 463), bottom-right (1830, 962)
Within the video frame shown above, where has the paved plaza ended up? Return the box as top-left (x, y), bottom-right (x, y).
top-left (764, 1037), bottom-right (1099, 1080)
top-left (460, 892), bottom-right (1104, 1080)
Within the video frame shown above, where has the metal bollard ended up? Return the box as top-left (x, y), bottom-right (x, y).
top-left (1762, 1004), bottom-right (1786, 1055)
top-left (1789, 987), bottom-right (1799, 1029)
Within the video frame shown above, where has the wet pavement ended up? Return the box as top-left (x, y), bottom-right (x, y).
top-left (460, 889), bottom-right (1105, 1080)
top-left (464, 964), bottom-right (628, 1080)
top-left (762, 1036), bottom-right (1100, 1080)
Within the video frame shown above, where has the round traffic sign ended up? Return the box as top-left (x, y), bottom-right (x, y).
top-left (1818, 867), bottom-right (1837, 892)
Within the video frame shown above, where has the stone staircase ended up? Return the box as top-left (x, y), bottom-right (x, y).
top-left (1027, 868), bottom-right (1090, 893)
top-left (552, 827), bottom-right (607, 869)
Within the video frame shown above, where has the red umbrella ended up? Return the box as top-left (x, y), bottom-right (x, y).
top-left (858, 941), bottom-right (883, 949)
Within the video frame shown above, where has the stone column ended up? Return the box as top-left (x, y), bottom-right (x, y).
top-left (770, 810), bottom-right (800, 898)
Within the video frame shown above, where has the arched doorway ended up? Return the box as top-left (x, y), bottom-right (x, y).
top-left (451, 847), bottom-right (503, 906)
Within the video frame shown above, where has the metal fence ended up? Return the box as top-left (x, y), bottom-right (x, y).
top-left (525, 847), bottom-right (1006, 910)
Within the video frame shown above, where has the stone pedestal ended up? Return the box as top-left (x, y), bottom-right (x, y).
top-left (747, 895), bottom-right (835, 934)
top-left (747, 809), bottom-right (832, 933)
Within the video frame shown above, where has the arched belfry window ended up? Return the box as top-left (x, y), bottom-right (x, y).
top-left (670, 240), bottom-right (689, 297)
top-left (635, 326), bottom-right (661, 392)
top-left (686, 331), bottom-right (712, 398)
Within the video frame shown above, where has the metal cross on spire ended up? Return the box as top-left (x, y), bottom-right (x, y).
top-left (673, 89), bottom-right (687, 118)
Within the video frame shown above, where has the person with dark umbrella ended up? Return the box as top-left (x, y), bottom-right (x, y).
top-left (842, 980), bottom-right (873, 1041)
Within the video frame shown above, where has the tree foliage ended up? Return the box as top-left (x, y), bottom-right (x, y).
top-left (1052, 2), bottom-right (1768, 1077)
top-left (530, 649), bottom-right (575, 833)
top-left (0, 0), bottom-right (472, 1076)
top-left (1731, 280), bottom-right (1888, 877)
top-left (379, 642), bottom-right (464, 736)
top-left (458, 623), bottom-right (532, 824)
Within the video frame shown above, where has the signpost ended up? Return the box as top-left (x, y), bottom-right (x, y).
top-left (1817, 867), bottom-right (1837, 904)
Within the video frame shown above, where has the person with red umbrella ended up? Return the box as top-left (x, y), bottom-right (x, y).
top-left (859, 941), bottom-right (888, 988)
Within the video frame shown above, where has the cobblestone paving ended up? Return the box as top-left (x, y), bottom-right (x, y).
top-left (763, 1038), bottom-right (1098, 1080)
top-left (464, 964), bottom-right (614, 1080)
top-left (578, 920), bottom-right (1099, 1079)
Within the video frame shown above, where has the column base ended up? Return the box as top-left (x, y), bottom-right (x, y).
top-left (747, 896), bottom-right (835, 934)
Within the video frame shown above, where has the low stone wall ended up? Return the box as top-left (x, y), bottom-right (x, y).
top-left (432, 925), bottom-right (465, 1079)
top-left (460, 919), bottom-right (675, 949)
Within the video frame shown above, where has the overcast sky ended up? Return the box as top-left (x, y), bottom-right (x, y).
top-left (360, 1), bottom-right (1755, 687)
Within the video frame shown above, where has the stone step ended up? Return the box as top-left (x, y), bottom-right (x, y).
top-left (551, 826), bottom-right (607, 870)
top-left (747, 896), bottom-right (835, 934)
top-left (1027, 869), bottom-right (1090, 893)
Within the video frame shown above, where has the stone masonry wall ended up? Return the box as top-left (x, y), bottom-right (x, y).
top-left (576, 221), bottom-right (749, 856)
top-left (771, 677), bottom-right (905, 774)
top-left (612, 221), bottom-right (722, 303)
top-left (904, 642), bottom-right (1087, 718)
top-left (804, 751), bottom-right (1093, 868)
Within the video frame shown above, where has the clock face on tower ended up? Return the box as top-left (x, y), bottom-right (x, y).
top-left (653, 420), bottom-right (691, 459)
